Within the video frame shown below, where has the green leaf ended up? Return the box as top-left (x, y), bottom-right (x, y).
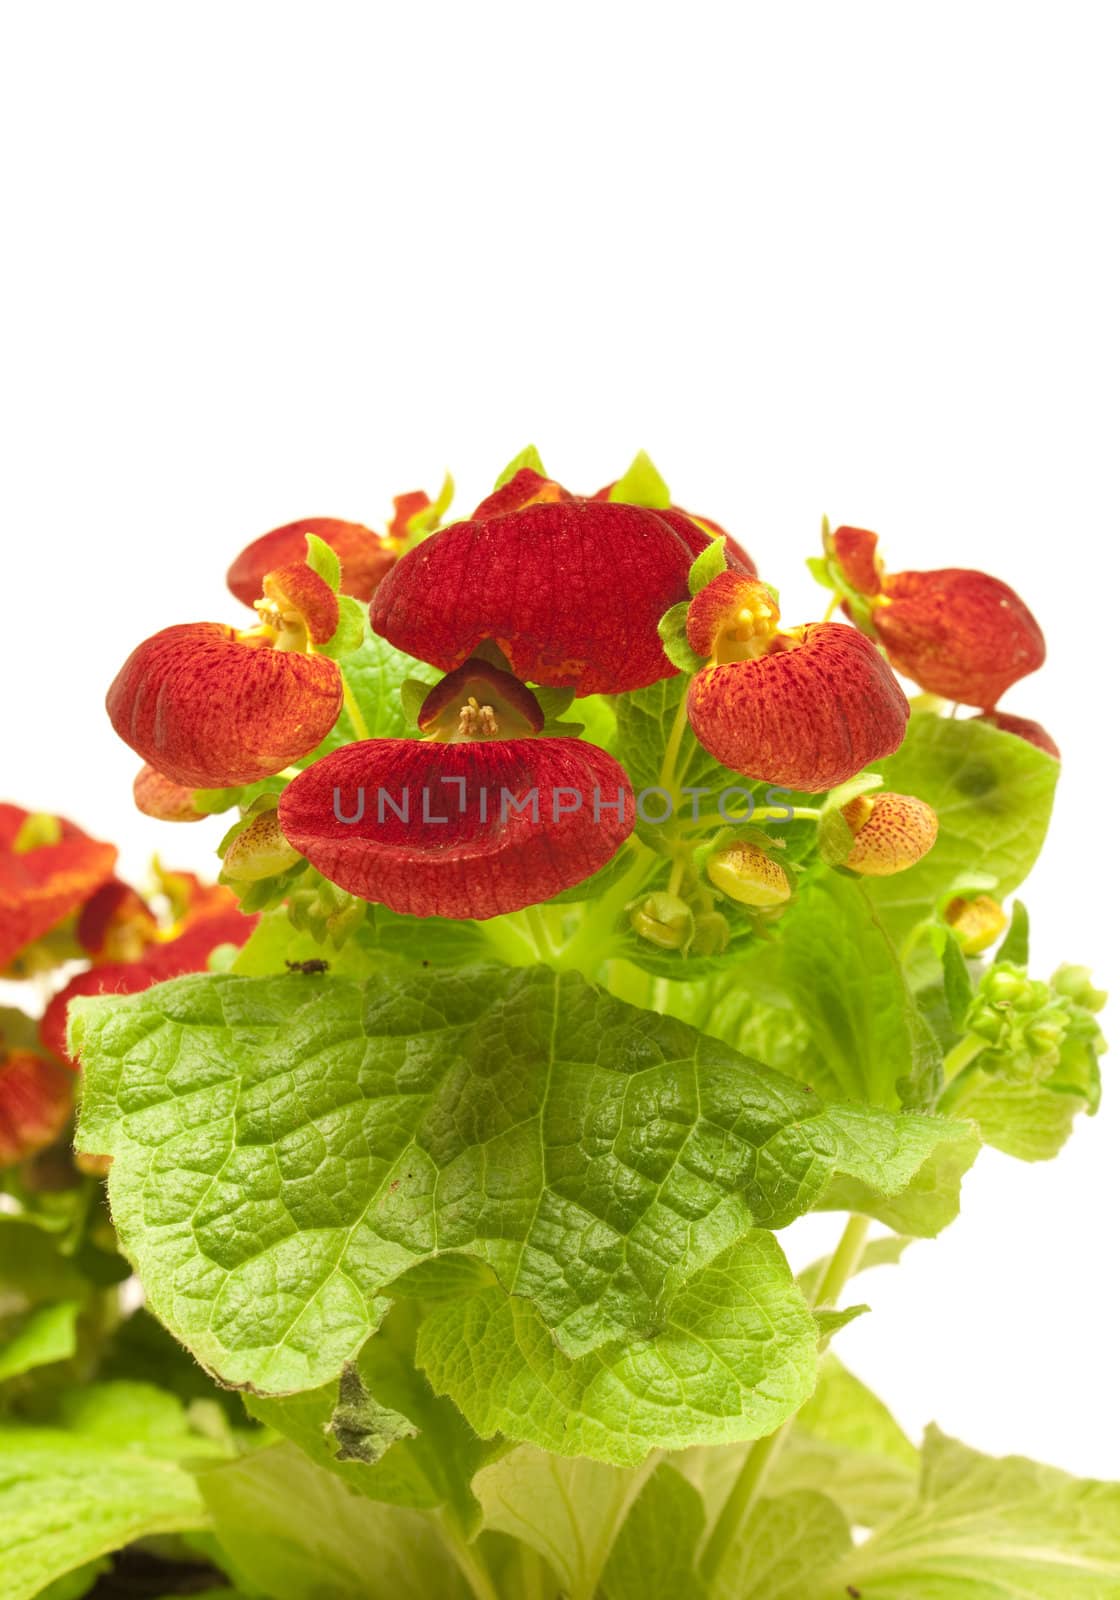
top-left (52, 1380), bottom-right (233, 1460)
top-left (73, 966), bottom-right (976, 1461)
top-left (939, 930), bottom-right (974, 1030)
top-left (245, 1303), bottom-right (496, 1522)
top-left (658, 600), bottom-right (705, 673)
top-left (713, 1489), bottom-right (852, 1599)
top-left (608, 449), bottom-right (672, 509)
top-left (810, 1426), bottom-right (1120, 1599)
top-left (0, 1426), bottom-right (208, 1600)
top-left (0, 1302), bottom-right (79, 1383)
top-left (315, 594), bottom-right (366, 660)
top-left (474, 1446), bottom-right (654, 1600)
top-left (602, 1463), bottom-right (707, 1600)
top-left (998, 897), bottom-right (1031, 965)
top-left (867, 715), bottom-right (1059, 944)
top-left (687, 535), bottom-right (728, 595)
top-left (195, 1442), bottom-right (468, 1600)
top-left (493, 443), bottom-right (546, 489)
top-left (315, 620), bottom-right (437, 752)
top-left (769, 1356), bottom-right (919, 1527)
top-left (938, 1066), bottom-right (1096, 1162)
top-left (30, 1559), bottom-right (111, 1600)
top-left (303, 532), bottom-right (341, 592)
top-left (709, 873), bottom-right (943, 1107)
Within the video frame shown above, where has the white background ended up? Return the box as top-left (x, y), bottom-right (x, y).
top-left (2, 3), bottom-right (1118, 1476)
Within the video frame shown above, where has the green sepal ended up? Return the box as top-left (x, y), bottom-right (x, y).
top-left (398, 678), bottom-right (431, 728)
top-left (937, 926), bottom-right (975, 1030)
top-left (997, 898), bottom-right (1030, 965)
top-left (657, 601), bottom-right (704, 673)
top-left (493, 444), bottom-right (546, 489)
top-left (316, 595), bottom-right (367, 661)
top-left (303, 533), bottom-right (341, 593)
top-left (608, 448), bottom-right (671, 509)
top-left (687, 534), bottom-right (727, 596)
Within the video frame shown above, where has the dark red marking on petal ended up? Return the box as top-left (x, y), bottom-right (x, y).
top-left (278, 738), bottom-right (634, 920)
top-left (262, 561), bottom-right (340, 645)
top-left (106, 623), bottom-right (343, 789)
top-left (228, 518), bottom-right (396, 607)
top-left (873, 569), bottom-right (1045, 708)
top-left (687, 623), bottom-right (909, 791)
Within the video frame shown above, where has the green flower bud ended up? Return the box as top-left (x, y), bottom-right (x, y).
top-left (706, 842), bottom-right (791, 908)
top-left (630, 893), bottom-right (694, 951)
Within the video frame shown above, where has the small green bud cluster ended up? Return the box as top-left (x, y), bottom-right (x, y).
top-left (288, 878), bottom-right (366, 947)
top-left (966, 961), bottom-right (1107, 1086)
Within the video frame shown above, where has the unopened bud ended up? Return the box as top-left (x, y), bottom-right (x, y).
top-left (630, 893), bottom-right (695, 950)
top-left (828, 791), bottom-right (938, 877)
top-left (944, 894), bottom-right (1008, 956)
top-left (706, 842), bottom-right (791, 908)
top-left (222, 811), bottom-right (302, 883)
top-left (1051, 964), bottom-right (1107, 1014)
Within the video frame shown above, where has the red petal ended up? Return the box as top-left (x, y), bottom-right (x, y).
top-left (76, 879), bottom-right (159, 962)
top-left (106, 623), bottom-right (343, 789)
top-left (687, 623), bottom-right (910, 791)
top-left (831, 526), bottom-right (882, 596)
top-left (686, 571), bottom-right (780, 658)
top-left (473, 469), bottom-right (573, 520)
top-left (874, 569), bottom-right (1045, 707)
top-left (278, 738), bottom-right (635, 919)
top-left (592, 482), bottom-right (757, 576)
top-left (973, 709), bottom-right (1060, 760)
top-left (371, 500), bottom-right (726, 695)
top-left (0, 806), bottom-right (117, 971)
top-left (0, 1050), bottom-right (74, 1166)
top-left (227, 518), bottom-right (396, 606)
top-left (388, 491), bottom-right (433, 540)
top-left (263, 561), bottom-right (340, 645)
top-left (41, 905), bottom-right (257, 1067)
top-left (133, 765), bottom-right (205, 822)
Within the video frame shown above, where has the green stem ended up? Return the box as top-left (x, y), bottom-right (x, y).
top-left (340, 671), bottom-right (371, 741)
top-left (556, 841), bottom-right (658, 973)
top-left (942, 1032), bottom-right (987, 1084)
top-left (523, 902), bottom-right (555, 961)
top-left (657, 691), bottom-right (692, 797)
top-left (440, 1515), bottom-right (501, 1600)
top-left (698, 1213), bottom-right (870, 1584)
top-left (680, 806), bottom-right (821, 831)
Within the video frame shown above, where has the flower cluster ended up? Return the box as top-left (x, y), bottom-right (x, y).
top-left (0, 806), bottom-right (255, 1170)
top-left (101, 452), bottom-right (1056, 930)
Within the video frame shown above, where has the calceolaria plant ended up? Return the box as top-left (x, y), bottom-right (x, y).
top-left (1, 448), bottom-right (1115, 1599)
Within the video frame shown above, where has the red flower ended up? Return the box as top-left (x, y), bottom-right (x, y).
top-left (0, 1047), bottom-right (74, 1168)
top-left (371, 495), bottom-right (754, 697)
top-left (279, 736), bottom-right (634, 920)
top-left (830, 525), bottom-right (882, 597)
top-left (685, 572), bottom-right (909, 791)
top-left (0, 806), bottom-right (117, 972)
top-left (107, 621), bottom-right (342, 789)
top-left (873, 568), bottom-right (1045, 708)
top-left (132, 765), bottom-right (206, 823)
top-left (973, 709), bottom-right (1060, 760)
top-left (227, 517), bottom-right (397, 607)
top-left (41, 889), bottom-right (257, 1068)
top-left (76, 879), bottom-right (160, 963)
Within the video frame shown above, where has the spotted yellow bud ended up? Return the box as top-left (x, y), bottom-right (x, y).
top-left (834, 791), bottom-right (937, 877)
top-left (706, 842), bottom-right (791, 908)
top-left (945, 894), bottom-right (1008, 955)
top-left (222, 810), bottom-right (302, 883)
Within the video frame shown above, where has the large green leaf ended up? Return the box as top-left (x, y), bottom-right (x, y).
top-left (602, 1463), bottom-right (707, 1600)
top-left (0, 1425), bottom-right (209, 1600)
top-left (867, 714), bottom-right (1058, 942)
top-left (706, 873), bottom-right (942, 1106)
top-left (74, 966), bottom-right (976, 1462)
top-left (245, 1302), bottom-right (498, 1522)
top-left (810, 1427), bottom-right (1120, 1599)
top-left (473, 1446), bottom-right (654, 1600)
top-left (195, 1442), bottom-right (467, 1600)
top-left (713, 1488), bottom-right (852, 1600)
